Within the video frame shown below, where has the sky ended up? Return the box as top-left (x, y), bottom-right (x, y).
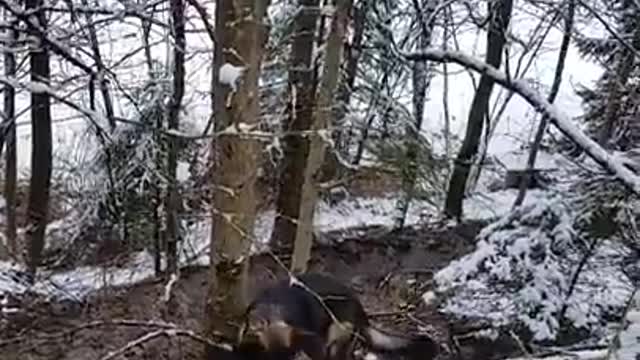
top-left (9, 2), bottom-right (605, 175)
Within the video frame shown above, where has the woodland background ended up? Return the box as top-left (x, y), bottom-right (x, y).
top-left (1, 0), bottom-right (640, 359)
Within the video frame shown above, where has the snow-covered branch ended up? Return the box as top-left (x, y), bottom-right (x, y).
top-left (402, 49), bottom-right (640, 195)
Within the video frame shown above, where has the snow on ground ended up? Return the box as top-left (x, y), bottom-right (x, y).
top-left (616, 292), bottom-right (640, 360)
top-left (0, 182), bottom-right (553, 303)
top-left (431, 190), bottom-right (640, 359)
top-left (506, 350), bottom-right (608, 360)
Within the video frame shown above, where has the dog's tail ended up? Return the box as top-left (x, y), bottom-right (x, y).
top-left (364, 327), bottom-right (440, 359)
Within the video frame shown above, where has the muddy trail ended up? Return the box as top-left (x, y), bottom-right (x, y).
top-left (0, 221), bottom-right (518, 360)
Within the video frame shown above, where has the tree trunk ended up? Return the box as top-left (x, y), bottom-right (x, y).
top-left (270, 0), bottom-right (319, 250)
top-left (444, 0), bottom-right (513, 220)
top-left (2, 13), bottom-right (17, 260)
top-left (394, 0), bottom-right (439, 230)
top-left (513, 0), bottom-right (575, 208)
top-left (322, 0), bottom-right (368, 177)
top-left (165, 0), bottom-right (185, 277)
top-left (80, 0), bottom-right (115, 130)
top-left (25, 0), bottom-right (52, 279)
top-left (204, 0), bottom-right (271, 352)
top-left (291, 0), bottom-right (352, 274)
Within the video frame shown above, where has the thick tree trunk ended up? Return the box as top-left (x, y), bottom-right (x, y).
top-left (2, 14), bottom-right (17, 260)
top-left (25, 0), bottom-right (52, 279)
top-left (291, 0), bottom-right (352, 274)
top-left (444, 0), bottom-right (513, 220)
top-left (204, 0), bottom-right (271, 353)
top-left (270, 0), bottom-right (319, 250)
top-left (165, 0), bottom-right (185, 277)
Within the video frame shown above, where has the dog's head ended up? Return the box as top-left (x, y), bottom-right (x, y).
top-left (241, 303), bottom-right (296, 350)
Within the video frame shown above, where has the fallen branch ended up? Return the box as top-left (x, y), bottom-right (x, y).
top-left (402, 49), bottom-right (640, 195)
top-left (0, 319), bottom-right (178, 348)
top-left (99, 328), bottom-right (228, 360)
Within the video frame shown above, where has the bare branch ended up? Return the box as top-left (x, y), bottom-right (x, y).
top-left (403, 49), bottom-right (640, 194)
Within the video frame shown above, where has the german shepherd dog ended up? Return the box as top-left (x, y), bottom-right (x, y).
top-left (239, 273), bottom-right (440, 360)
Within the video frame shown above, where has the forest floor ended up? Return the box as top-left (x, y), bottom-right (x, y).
top-left (0, 218), bottom-right (515, 360)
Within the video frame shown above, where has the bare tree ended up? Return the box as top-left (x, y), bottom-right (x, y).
top-left (270, 0), bottom-right (319, 250)
top-left (204, 0), bottom-right (271, 350)
top-left (291, 0), bottom-right (352, 273)
top-left (403, 49), bottom-right (640, 194)
top-left (444, 0), bottom-right (514, 220)
top-left (25, 0), bottom-right (52, 279)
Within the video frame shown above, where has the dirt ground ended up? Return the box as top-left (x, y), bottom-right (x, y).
top-left (0, 221), bottom-right (507, 360)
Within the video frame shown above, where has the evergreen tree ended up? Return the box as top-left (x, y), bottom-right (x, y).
top-left (573, 0), bottom-right (640, 151)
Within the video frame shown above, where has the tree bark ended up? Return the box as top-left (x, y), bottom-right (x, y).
top-left (204, 0), bottom-right (271, 353)
top-left (80, 0), bottom-right (115, 130)
top-left (291, 0), bottom-right (352, 274)
top-left (513, 0), bottom-right (575, 208)
top-left (2, 13), bottom-right (17, 260)
top-left (25, 0), bottom-right (52, 279)
top-left (270, 0), bottom-right (319, 250)
top-left (322, 0), bottom-right (368, 177)
top-left (165, 0), bottom-right (185, 277)
top-left (444, 0), bottom-right (513, 220)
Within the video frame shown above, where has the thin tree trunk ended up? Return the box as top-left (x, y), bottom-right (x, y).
top-left (291, 0), bottom-right (352, 274)
top-left (138, 10), bottom-right (163, 275)
top-left (401, 51), bottom-right (640, 194)
top-left (352, 66), bottom-right (394, 166)
top-left (513, 0), bottom-right (575, 208)
top-left (394, 0), bottom-right (439, 230)
top-left (270, 0), bottom-right (319, 250)
top-left (165, 0), bottom-right (185, 276)
top-left (80, 0), bottom-right (115, 130)
top-left (444, 0), bottom-right (513, 220)
top-left (204, 0), bottom-right (271, 352)
top-left (2, 13), bottom-right (17, 260)
top-left (325, 0), bottom-right (369, 174)
top-left (25, 0), bottom-right (52, 279)
top-left (468, 14), bottom-right (557, 193)
top-left (442, 18), bottom-right (451, 180)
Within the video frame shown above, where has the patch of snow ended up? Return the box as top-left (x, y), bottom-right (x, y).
top-left (464, 188), bottom-right (551, 221)
top-left (219, 63), bottom-right (245, 91)
top-left (320, 5), bottom-right (335, 17)
top-left (434, 194), bottom-right (633, 342)
top-left (177, 161), bottom-right (190, 182)
top-left (616, 292), bottom-right (640, 360)
top-left (498, 150), bottom-right (561, 171)
top-left (363, 353), bottom-right (379, 360)
top-left (507, 349), bottom-right (607, 360)
top-left (421, 290), bottom-right (436, 305)
top-left (0, 195), bottom-right (439, 302)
